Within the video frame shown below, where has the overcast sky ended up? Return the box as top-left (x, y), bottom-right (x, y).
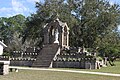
top-left (0, 0), bottom-right (119, 17)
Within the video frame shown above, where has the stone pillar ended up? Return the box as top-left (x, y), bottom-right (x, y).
top-left (46, 33), bottom-right (49, 44)
top-left (0, 61), bottom-right (10, 75)
top-left (85, 61), bottom-right (91, 69)
top-left (67, 31), bottom-right (69, 46)
top-left (62, 31), bottom-right (64, 47)
top-left (44, 32), bottom-right (49, 44)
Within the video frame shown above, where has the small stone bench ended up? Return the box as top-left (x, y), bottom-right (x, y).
top-left (9, 67), bottom-right (18, 72)
top-left (9, 66), bottom-right (18, 72)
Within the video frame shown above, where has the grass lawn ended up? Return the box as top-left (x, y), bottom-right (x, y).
top-left (0, 70), bottom-right (120, 80)
top-left (57, 61), bottom-right (120, 74)
top-left (88, 61), bottom-right (120, 74)
top-left (0, 61), bottom-right (120, 80)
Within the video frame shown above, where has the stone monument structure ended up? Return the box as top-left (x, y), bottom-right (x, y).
top-left (32, 18), bottom-right (69, 67)
top-left (43, 18), bottom-right (69, 48)
top-left (8, 18), bottom-right (105, 69)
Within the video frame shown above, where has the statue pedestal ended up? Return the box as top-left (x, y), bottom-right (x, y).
top-left (54, 40), bottom-right (59, 44)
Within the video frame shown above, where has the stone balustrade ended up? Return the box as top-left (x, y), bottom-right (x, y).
top-left (53, 58), bottom-right (98, 69)
top-left (10, 58), bottom-right (36, 61)
top-left (11, 51), bottom-right (38, 58)
top-left (0, 56), bottom-right (10, 61)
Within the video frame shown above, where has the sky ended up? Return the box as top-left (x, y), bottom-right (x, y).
top-left (0, 0), bottom-right (120, 17)
top-left (0, 0), bottom-right (43, 17)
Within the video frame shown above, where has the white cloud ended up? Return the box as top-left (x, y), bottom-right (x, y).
top-left (26, 0), bottom-right (39, 3)
top-left (0, 7), bottom-right (15, 17)
top-left (110, 1), bottom-right (114, 5)
top-left (0, 7), bottom-right (12, 12)
top-left (12, 0), bottom-right (29, 13)
top-left (0, 0), bottom-right (31, 17)
top-left (118, 25), bottom-right (120, 31)
top-left (0, 0), bottom-right (37, 17)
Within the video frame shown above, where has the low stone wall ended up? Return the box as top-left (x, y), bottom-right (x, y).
top-left (10, 59), bottom-right (101, 69)
top-left (0, 56), bottom-right (10, 61)
top-left (11, 51), bottom-right (38, 58)
top-left (85, 61), bottom-right (97, 69)
top-left (10, 60), bottom-right (34, 67)
top-left (53, 60), bottom-right (98, 69)
top-left (53, 61), bottom-right (80, 68)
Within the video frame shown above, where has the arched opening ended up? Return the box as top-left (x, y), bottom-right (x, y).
top-left (63, 26), bottom-right (68, 46)
top-left (49, 26), bottom-right (55, 44)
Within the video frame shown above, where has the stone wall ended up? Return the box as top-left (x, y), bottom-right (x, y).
top-left (53, 60), bottom-right (98, 69)
top-left (53, 61), bottom-right (80, 68)
top-left (11, 51), bottom-right (38, 58)
top-left (10, 59), bottom-right (35, 67)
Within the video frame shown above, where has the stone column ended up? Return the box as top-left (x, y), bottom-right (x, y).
top-left (62, 28), bottom-right (64, 47)
top-left (67, 31), bottom-right (69, 46)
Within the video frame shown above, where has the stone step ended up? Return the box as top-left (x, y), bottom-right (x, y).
top-left (32, 43), bottom-right (59, 67)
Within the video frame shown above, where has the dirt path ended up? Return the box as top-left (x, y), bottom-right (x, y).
top-left (9, 66), bottom-right (120, 77)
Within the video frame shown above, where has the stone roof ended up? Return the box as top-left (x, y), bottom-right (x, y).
top-left (43, 18), bottom-right (69, 33)
top-left (55, 18), bottom-right (69, 30)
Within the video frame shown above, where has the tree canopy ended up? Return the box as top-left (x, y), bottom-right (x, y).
top-left (0, 14), bottom-right (26, 52)
top-left (23, 0), bottom-right (120, 48)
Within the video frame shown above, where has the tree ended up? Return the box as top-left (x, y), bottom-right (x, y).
top-left (68, 0), bottom-right (120, 48)
top-left (0, 14), bottom-right (26, 52)
top-left (23, 0), bottom-right (120, 48)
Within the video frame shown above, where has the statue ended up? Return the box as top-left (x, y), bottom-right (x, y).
top-left (54, 28), bottom-right (59, 44)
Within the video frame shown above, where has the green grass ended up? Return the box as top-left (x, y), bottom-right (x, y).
top-left (88, 61), bottom-right (120, 73)
top-left (0, 61), bottom-right (120, 80)
top-left (55, 61), bottom-right (120, 74)
top-left (0, 70), bottom-right (119, 80)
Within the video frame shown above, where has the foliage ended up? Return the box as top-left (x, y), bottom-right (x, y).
top-left (96, 56), bottom-right (103, 61)
top-left (2, 52), bottom-right (10, 56)
top-left (0, 14), bottom-right (26, 52)
top-left (69, 0), bottom-right (120, 47)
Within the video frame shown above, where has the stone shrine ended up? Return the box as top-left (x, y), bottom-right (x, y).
top-left (32, 18), bottom-right (69, 67)
top-left (44, 18), bottom-right (69, 48)
top-left (7, 18), bottom-right (106, 69)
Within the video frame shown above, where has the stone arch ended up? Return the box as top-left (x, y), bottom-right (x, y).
top-left (63, 26), bottom-right (67, 45)
top-left (43, 18), bottom-right (69, 48)
top-left (49, 26), bottom-right (55, 44)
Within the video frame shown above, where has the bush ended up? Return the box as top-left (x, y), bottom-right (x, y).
top-left (2, 52), bottom-right (10, 56)
top-left (97, 57), bottom-right (103, 61)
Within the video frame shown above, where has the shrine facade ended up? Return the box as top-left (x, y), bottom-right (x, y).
top-left (43, 18), bottom-right (69, 48)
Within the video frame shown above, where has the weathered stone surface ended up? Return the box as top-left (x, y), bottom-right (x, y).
top-left (0, 61), bottom-right (10, 75)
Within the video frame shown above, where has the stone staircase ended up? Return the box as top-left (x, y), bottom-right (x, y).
top-left (32, 43), bottom-right (60, 67)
